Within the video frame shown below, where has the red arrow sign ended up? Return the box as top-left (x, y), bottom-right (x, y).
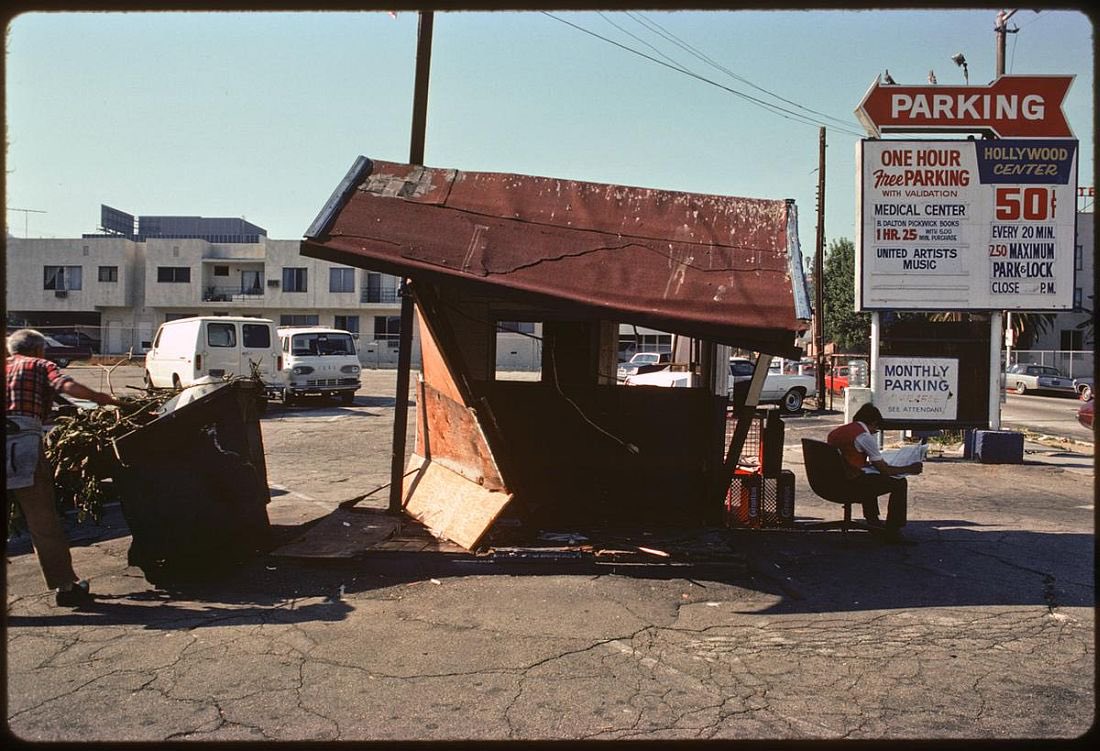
top-left (855, 75), bottom-right (1074, 138)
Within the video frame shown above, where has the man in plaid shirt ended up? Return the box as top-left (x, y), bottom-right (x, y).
top-left (6, 329), bottom-right (119, 607)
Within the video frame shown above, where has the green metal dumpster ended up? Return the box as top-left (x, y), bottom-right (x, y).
top-left (111, 379), bottom-right (271, 587)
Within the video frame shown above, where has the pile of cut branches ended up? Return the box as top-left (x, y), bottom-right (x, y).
top-left (45, 390), bottom-right (178, 524)
top-left (7, 390), bottom-right (176, 536)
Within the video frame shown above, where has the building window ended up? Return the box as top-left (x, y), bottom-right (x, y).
top-left (1075, 244), bottom-right (1083, 271)
top-left (43, 265), bottom-right (83, 290)
top-left (283, 267), bottom-right (308, 292)
top-left (1074, 287), bottom-right (1083, 311)
top-left (362, 272), bottom-right (397, 303)
top-left (496, 321), bottom-right (536, 335)
top-left (82, 245), bottom-right (90, 256)
top-left (330, 267), bottom-right (355, 293)
top-left (157, 267), bottom-right (191, 283)
top-left (280, 314), bottom-right (319, 327)
top-left (98, 266), bottom-right (118, 283)
top-left (214, 265), bottom-right (230, 276)
top-left (374, 315), bottom-right (401, 347)
top-left (334, 315), bottom-right (360, 333)
top-left (1060, 329), bottom-right (1083, 351)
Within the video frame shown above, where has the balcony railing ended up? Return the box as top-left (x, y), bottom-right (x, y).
top-left (203, 285), bottom-right (265, 302)
top-left (360, 288), bottom-right (399, 304)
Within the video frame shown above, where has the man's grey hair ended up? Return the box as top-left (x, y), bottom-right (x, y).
top-left (7, 329), bottom-right (47, 356)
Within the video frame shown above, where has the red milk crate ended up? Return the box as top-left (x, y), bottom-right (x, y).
top-left (726, 469), bottom-right (796, 529)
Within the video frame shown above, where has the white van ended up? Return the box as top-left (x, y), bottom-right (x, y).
top-left (278, 327), bottom-right (361, 405)
top-left (145, 317), bottom-right (283, 394)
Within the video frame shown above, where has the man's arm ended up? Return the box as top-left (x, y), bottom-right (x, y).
top-left (869, 458), bottom-right (922, 477)
top-left (59, 380), bottom-right (120, 407)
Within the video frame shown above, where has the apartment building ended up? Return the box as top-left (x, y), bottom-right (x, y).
top-left (6, 205), bottom-right (763, 374)
top-left (4, 206), bottom-right (413, 365)
top-left (1027, 209), bottom-right (1095, 352)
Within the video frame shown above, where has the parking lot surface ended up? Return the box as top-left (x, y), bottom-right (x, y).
top-left (5, 365), bottom-right (1094, 741)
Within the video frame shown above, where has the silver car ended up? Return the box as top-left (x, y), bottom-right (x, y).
top-left (1005, 364), bottom-right (1077, 397)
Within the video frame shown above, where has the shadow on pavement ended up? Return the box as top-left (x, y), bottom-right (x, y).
top-left (7, 519), bottom-right (1092, 630)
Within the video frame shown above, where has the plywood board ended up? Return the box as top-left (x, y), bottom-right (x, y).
top-left (402, 455), bottom-right (513, 551)
top-left (419, 384), bottom-right (505, 490)
top-left (271, 508), bottom-right (399, 559)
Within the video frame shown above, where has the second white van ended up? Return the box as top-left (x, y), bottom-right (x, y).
top-left (278, 327), bottom-right (361, 405)
top-left (145, 316), bottom-right (284, 395)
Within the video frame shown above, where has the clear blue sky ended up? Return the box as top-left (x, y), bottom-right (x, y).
top-left (5, 8), bottom-right (1094, 262)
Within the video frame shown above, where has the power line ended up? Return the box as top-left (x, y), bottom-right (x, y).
top-left (597, 12), bottom-right (689, 73)
top-left (541, 11), bottom-right (865, 138)
top-left (625, 11), bottom-right (862, 133)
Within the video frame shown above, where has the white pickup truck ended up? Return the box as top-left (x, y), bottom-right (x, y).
top-left (622, 356), bottom-right (816, 413)
top-left (728, 357), bottom-right (817, 412)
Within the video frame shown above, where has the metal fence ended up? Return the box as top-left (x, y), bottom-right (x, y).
top-left (1007, 350), bottom-right (1093, 379)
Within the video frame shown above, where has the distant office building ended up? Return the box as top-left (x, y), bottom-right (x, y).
top-left (6, 205), bottom-right (414, 366)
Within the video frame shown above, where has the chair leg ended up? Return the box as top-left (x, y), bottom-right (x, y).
top-left (801, 502), bottom-right (872, 532)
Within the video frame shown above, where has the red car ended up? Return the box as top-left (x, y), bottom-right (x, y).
top-left (824, 366), bottom-right (850, 395)
top-left (1077, 399), bottom-right (1094, 431)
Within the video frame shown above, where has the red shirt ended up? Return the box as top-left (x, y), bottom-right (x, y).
top-left (5, 354), bottom-right (72, 421)
top-left (827, 421), bottom-right (872, 478)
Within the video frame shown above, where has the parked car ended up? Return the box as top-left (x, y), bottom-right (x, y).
top-left (824, 366), bottom-right (850, 395)
top-left (144, 316), bottom-right (284, 397)
top-left (728, 357), bottom-right (816, 413)
top-left (616, 351), bottom-right (671, 379)
top-left (1077, 398), bottom-right (1093, 431)
top-left (1072, 376), bottom-right (1093, 401)
top-left (51, 331), bottom-right (101, 353)
top-left (1004, 363), bottom-right (1077, 397)
top-left (42, 335), bottom-right (93, 368)
top-left (278, 326), bottom-right (361, 405)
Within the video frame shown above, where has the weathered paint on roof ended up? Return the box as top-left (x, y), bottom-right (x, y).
top-left (302, 157), bottom-right (810, 357)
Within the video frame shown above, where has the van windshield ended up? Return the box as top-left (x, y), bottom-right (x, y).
top-left (291, 333), bottom-right (355, 356)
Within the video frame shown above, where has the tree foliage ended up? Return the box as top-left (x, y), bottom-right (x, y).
top-left (822, 237), bottom-right (870, 353)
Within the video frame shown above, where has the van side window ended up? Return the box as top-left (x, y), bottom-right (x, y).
top-left (152, 328), bottom-right (163, 349)
top-left (243, 324), bottom-right (271, 348)
top-left (208, 323), bottom-right (236, 348)
top-left (281, 337), bottom-right (289, 353)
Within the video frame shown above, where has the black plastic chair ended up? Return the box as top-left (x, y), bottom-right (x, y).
top-left (800, 438), bottom-right (876, 532)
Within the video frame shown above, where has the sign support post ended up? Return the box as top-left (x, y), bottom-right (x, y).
top-left (989, 311), bottom-right (1003, 430)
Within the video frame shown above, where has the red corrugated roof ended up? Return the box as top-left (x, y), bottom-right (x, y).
top-left (301, 157), bottom-right (809, 357)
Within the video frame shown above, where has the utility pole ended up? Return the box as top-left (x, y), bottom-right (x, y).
top-left (389, 10), bottom-right (434, 514)
top-left (6, 207), bottom-right (46, 237)
top-left (995, 9), bottom-right (1018, 80)
top-left (814, 127), bottom-right (827, 409)
top-left (991, 9), bottom-right (1018, 430)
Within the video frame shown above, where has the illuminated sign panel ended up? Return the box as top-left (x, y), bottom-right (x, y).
top-left (856, 139), bottom-right (1077, 311)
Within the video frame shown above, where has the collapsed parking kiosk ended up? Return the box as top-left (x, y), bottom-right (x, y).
top-left (300, 157), bottom-right (812, 551)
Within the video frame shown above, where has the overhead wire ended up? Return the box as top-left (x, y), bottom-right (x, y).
top-left (625, 11), bottom-right (862, 133)
top-left (541, 11), bottom-right (866, 138)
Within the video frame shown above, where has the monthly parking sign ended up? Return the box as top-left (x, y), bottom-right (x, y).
top-left (856, 138), bottom-right (1077, 311)
top-left (877, 356), bottom-right (959, 421)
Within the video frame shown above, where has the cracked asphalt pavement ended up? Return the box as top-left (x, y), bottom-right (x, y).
top-left (4, 367), bottom-right (1094, 742)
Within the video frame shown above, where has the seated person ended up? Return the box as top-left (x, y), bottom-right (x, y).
top-left (826, 403), bottom-right (922, 544)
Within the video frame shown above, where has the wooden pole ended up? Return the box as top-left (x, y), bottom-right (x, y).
top-left (389, 10), bottom-right (434, 514)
